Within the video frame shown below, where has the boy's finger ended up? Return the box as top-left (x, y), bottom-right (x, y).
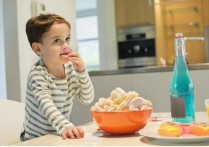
top-left (62, 133), bottom-right (67, 139)
top-left (78, 128), bottom-right (84, 138)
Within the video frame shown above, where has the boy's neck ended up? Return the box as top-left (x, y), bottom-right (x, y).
top-left (41, 59), bottom-right (66, 79)
top-left (48, 66), bottom-right (65, 79)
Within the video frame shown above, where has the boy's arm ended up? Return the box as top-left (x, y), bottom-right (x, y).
top-left (75, 70), bottom-right (95, 104)
top-left (68, 51), bottom-right (94, 104)
top-left (29, 71), bottom-right (74, 135)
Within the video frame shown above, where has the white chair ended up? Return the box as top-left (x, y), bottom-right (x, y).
top-left (0, 100), bottom-right (25, 145)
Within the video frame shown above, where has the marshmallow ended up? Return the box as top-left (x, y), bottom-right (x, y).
top-left (91, 87), bottom-right (152, 112)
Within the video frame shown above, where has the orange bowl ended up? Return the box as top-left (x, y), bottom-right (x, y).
top-left (91, 109), bottom-right (152, 134)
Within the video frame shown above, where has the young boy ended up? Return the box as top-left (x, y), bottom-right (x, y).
top-left (20, 13), bottom-right (94, 141)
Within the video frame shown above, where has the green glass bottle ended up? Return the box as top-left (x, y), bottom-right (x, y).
top-left (169, 33), bottom-right (195, 123)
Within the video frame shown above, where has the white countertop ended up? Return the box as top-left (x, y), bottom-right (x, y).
top-left (12, 112), bottom-right (209, 146)
top-left (89, 63), bottom-right (209, 76)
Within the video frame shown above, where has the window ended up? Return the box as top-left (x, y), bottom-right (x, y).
top-left (76, 0), bottom-right (100, 71)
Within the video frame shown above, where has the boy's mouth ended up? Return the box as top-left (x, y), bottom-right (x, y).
top-left (60, 52), bottom-right (69, 56)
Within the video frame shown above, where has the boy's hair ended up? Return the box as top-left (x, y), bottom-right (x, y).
top-left (26, 13), bottom-right (71, 47)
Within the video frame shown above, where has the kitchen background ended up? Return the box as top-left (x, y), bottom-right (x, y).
top-left (0, 0), bottom-right (209, 116)
top-left (0, 0), bottom-right (119, 102)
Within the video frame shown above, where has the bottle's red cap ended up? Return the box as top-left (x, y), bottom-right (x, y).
top-left (175, 33), bottom-right (184, 38)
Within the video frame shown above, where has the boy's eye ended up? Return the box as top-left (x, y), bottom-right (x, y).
top-left (66, 37), bottom-right (70, 43)
top-left (54, 39), bottom-right (61, 44)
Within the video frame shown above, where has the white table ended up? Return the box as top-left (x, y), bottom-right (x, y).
top-left (12, 112), bottom-right (209, 146)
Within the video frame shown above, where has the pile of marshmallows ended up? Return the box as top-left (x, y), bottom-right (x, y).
top-left (91, 87), bottom-right (152, 112)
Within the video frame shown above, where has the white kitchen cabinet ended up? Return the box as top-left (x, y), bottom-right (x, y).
top-left (132, 72), bottom-right (172, 113)
top-left (190, 70), bottom-right (209, 112)
top-left (71, 69), bottom-right (209, 125)
top-left (132, 70), bottom-right (209, 113)
top-left (90, 74), bottom-right (132, 99)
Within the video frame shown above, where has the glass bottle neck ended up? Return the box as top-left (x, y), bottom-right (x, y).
top-left (175, 36), bottom-right (186, 57)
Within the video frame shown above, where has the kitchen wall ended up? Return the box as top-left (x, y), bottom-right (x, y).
top-left (0, 0), bottom-right (6, 99)
top-left (3, 0), bottom-right (21, 101)
top-left (97, 0), bottom-right (118, 70)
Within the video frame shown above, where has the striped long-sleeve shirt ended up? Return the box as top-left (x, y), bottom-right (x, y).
top-left (20, 59), bottom-right (94, 141)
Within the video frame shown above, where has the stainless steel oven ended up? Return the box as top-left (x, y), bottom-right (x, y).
top-left (117, 26), bottom-right (156, 68)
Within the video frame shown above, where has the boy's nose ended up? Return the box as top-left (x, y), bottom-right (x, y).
top-left (63, 46), bottom-right (71, 53)
top-left (63, 42), bottom-right (70, 49)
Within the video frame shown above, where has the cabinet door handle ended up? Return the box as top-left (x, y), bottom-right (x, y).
top-left (184, 37), bottom-right (204, 41)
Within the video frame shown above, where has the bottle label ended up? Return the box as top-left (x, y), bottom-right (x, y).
top-left (170, 96), bottom-right (186, 118)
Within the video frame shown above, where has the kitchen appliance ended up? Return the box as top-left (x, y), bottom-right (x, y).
top-left (118, 26), bottom-right (156, 68)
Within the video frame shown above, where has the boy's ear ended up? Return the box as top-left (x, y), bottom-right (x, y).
top-left (32, 42), bottom-right (41, 56)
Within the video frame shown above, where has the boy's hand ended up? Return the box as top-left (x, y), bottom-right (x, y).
top-left (68, 52), bottom-right (85, 73)
top-left (61, 127), bottom-right (84, 139)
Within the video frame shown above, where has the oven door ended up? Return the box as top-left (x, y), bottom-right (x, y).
top-left (118, 38), bottom-right (156, 68)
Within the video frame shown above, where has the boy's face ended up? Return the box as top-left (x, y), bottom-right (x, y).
top-left (33, 23), bottom-right (71, 66)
